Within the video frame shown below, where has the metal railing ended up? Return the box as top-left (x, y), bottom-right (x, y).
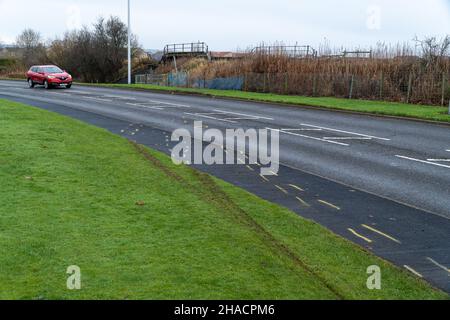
top-left (252, 45), bottom-right (318, 58)
top-left (163, 42), bottom-right (209, 56)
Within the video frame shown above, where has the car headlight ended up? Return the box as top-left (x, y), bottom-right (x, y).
top-left (47, 76), bottom-right (56, 79)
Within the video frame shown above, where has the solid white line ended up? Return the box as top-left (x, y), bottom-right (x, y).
top-left (396, 155), bottom-right (450, 169)
top-left (212, 109), bottom-right (274, 120)
top-left (426, 257), bottom-right (450, 274)
top-left (301, 123), bottom-right (391, 141)
top-left (427, 159), bottom-right (450, 162)
top-left (404, 265), bottom-right (423, 278)
top-left (268, 128), bottom-right (349, 146)
top-left (361, 224), bottom-right (401, 244)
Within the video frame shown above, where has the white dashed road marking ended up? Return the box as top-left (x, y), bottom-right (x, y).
top-left (427, 159), bottom-right (450, 162)
top-left (300, 123), bottom-right (391, 141)
top-left (289, 184), bottom-right (304, 192)
top-left (83, 96), bottom-right (113, 102)
top-left (396, 155), bottom-right (450, 169)
top-left (361, 224), bottom-right (401, 244)
top-left (267, 128), bottom-right (349, 147)
top-left (323, 137), bottom-right (372, 141)
top-left (347, 228), bottom-right (372, 243)
top-left (212, 109), bottom-right (274, 120)
top-left (184, 112), bottom-right (237, 123)
top-left (318, 200), bottom-right (341, 211)
top-left (281, 128), bottom-right (322, 132)
top-left (426, 257), bottom-right (450, 275)
top-left (404, 265), bottom-right (423, 278)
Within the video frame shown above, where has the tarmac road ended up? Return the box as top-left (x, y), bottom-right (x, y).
top-left (1, 79), bottom-right (449, 293)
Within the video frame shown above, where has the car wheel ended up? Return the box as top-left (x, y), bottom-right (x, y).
top-left (28, 79), bottom-right (35, 88)
top-left (66, 84), bottom-right (72, 89)
top-left (44, 80), bottom-right (50, 89)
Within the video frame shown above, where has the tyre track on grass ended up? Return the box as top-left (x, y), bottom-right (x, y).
top-left (130, 141), bottom-right (344, 299)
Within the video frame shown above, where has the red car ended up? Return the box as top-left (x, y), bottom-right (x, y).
top-left (26, 65), bottom-right (73, 89)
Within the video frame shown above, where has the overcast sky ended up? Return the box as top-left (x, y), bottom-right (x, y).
top-left (0, 0), bottom-right (449, 51)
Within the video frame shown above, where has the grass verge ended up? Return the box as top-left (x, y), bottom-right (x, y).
top-left (81, 83), bottom-right (450, 124)
top-left (0, 98), bottom-right (447, 300)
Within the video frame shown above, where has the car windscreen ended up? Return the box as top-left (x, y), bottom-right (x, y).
top-left (42, 67), bottom-right (63, 73)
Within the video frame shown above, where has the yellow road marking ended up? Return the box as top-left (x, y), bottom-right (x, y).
top-left (275, 185), bottom-right (288, 194)
top-left (427, 257), bottom-right (450, 274)
top-left (318, 200), bottom-right (341, 211)
top-left (347, 228), bottom-right (372, 243)
top-left (404, 265), bottom-right (423, 278)
top-left (289, 184), bottom-right (304, 192)
top-left (361, 224), bottom-right (402, 244)
top-left (260, 175), bottom-right (269, 182)
top-left (296, 196), bottom-right (310, 207)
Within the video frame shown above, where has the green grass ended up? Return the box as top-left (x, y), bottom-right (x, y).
top-left (0, 98), bottom-right (447, 300)
top-left (82, 83), bottom-right (450, 123)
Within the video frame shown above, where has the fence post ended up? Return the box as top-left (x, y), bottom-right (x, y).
top-left (284, 73), bottom-right (288, 94)
top-left (312, 74), bottom-right (317, 97)
top-left (267, 73), bottom-right (271, 93)
top-left (379, 71), bottom-right (384, 100)
top-left (349, 75), bottom-right (355, 99)
top-left (263, 73), bottom-right (266, 92)
top-left (244, 73), bottom-right (248, 92)
top-left (442, 73), bottom-right (446, 107)
top-left (406, 72), bottom-right (413, 104)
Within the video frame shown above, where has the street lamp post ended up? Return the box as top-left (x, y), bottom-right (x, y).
top-left (127, 0), bottom-right (131, 84)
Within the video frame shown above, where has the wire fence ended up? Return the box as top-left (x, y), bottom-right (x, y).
top-left (136, 71), bottom-right (450, 106)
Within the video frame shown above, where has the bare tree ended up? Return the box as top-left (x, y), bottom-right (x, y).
top-left (16, 29), bottom-right (47, 65)
top-left (46, 16), bottom-right (145, 82)
top-left (414, 35), bottom-right (450, 68)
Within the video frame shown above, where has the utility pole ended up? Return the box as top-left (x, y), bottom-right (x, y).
top-left (127, 0), bottom-right (131, 84)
